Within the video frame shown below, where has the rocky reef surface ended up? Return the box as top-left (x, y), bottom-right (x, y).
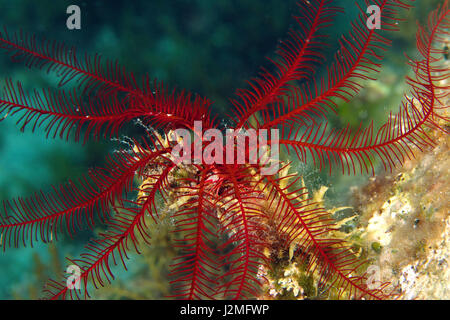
top-left (353, 59), bottom-right (449, 299)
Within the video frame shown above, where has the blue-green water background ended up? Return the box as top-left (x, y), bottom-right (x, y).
top-left (0, 0), bottom-right (442, 299)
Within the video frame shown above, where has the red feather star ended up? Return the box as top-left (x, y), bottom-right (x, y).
top-left (0, 0), bottom-right (448, 300)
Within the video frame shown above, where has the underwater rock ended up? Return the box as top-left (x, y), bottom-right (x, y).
top-left (353, 63), bottom-right (450, 299)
